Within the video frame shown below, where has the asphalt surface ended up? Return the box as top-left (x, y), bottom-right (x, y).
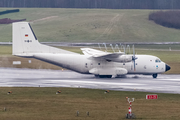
top-left (0, 68), bottom-right (180, 94)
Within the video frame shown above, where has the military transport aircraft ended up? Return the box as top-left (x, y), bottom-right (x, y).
top-left (12, 22), bottom-right (171, 78)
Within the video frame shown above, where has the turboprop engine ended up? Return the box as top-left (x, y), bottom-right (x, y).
top-left (118, 55), bottom-right (133, 62)
top-left (106, 45), bottom-right (137, 71)
top-left (108, 55), bottom-right (133, 63)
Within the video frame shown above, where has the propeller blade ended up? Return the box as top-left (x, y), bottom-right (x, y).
top-left (133, 59), bottom-right (136, 71)
top-left (133, 45), bottom-right (136, 71)
top-left (133, 45), bottom-right (135, 57)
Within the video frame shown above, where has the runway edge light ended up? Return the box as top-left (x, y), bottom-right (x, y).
top-left (146, 94), bottom-right (158, 99)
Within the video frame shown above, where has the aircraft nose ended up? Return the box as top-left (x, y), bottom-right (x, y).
top-left (165, 64), bottom-right (171, 72)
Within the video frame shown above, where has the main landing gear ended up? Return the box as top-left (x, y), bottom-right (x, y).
top-left (152, 74), bottom-right (158, 78)
top-left (95, 75), bottom-right (112, 78)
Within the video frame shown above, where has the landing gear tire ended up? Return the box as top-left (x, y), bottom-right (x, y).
top-left (99, 75), bottom-right (105, 78)
top-left (95, 75), bottom-right (112, 78)
top-left (152, 74), bottom-right (158, 78)
top-left (106, 75), bottom-right (112, 78)
top-left (94, 75), bottom-right (99, 78)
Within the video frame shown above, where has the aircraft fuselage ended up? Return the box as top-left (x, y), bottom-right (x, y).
top-left (33, 53), bottom-right (168, 76)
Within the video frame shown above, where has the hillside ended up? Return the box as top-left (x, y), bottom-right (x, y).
top-left (0, 8), bottom-right (180, 43)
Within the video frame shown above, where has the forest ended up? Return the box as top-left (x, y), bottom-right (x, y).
top-left (0, 0), bottom-right (180, 9)
top-left (149, 11), bottom-right (180, 29)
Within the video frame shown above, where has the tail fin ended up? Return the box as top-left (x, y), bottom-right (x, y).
top-left (12, 22), bottom-right (76, 57)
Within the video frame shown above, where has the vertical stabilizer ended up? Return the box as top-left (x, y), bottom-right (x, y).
top-left (12, 22), bottom-right (77, 57)
top-left (13, 22), bottom-right (41, 55)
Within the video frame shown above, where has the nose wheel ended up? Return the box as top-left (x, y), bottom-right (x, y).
top-left (152, 74), bottom-right (158, 78)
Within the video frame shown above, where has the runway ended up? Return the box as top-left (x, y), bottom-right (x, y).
top-left (0, 68), bottom-right (180, 94)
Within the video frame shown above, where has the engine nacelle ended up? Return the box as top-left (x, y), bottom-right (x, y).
top-left (119, 55), bottom-right (132, 62)
top-left (109, 55), bottom-right (132, 63)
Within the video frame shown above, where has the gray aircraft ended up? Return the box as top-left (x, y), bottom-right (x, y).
top-left (12, 22), bottom-right (171, 78)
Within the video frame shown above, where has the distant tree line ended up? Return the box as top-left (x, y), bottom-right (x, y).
top-left (1, 0), bottom-right (180, 9)
top-left (0, 9), bottom-right (19, 15)
top-left (0, 18), bottom-right (26, 24)
top-left (149, 11), bottom-right (180, 29)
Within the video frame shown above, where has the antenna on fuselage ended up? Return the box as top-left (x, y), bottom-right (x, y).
top-left (98, 43), bottom-right (102, 50)
top-left (103, 43), bottom-right (107, 52)
top-left (126, 45), bottom-right (131, 54)
top-left (121, 45), bottom-right (126, 54)
top-left (110, 44), bottom-right (115, 53)
top-left (115, 44), bottom-right (120, 52)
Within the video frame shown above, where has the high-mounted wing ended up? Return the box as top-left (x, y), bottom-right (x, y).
top-left (81, 48), bottom-right (110, 57)
top-left (81, 48), bottom-right (123, 57)
top-left (81, 48), bottom-right (132, 63)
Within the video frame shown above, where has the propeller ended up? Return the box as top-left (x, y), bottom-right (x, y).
top-left (132, 45), bottom-right (137, 71)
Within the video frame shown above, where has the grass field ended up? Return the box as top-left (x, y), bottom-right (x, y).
top-left (0, 87), bottom-right (180, 120)
top-left (0, 8), bottom-right (180, 42)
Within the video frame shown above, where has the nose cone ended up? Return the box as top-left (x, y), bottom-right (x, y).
top-left (165, 64), bottom-right (171, 72)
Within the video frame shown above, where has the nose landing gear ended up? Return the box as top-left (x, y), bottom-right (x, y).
top-left (152, 74), bottom-right (158, 78)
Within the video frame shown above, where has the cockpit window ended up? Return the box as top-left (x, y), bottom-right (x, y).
top-left (155, 59), bottom-right (161, 63)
